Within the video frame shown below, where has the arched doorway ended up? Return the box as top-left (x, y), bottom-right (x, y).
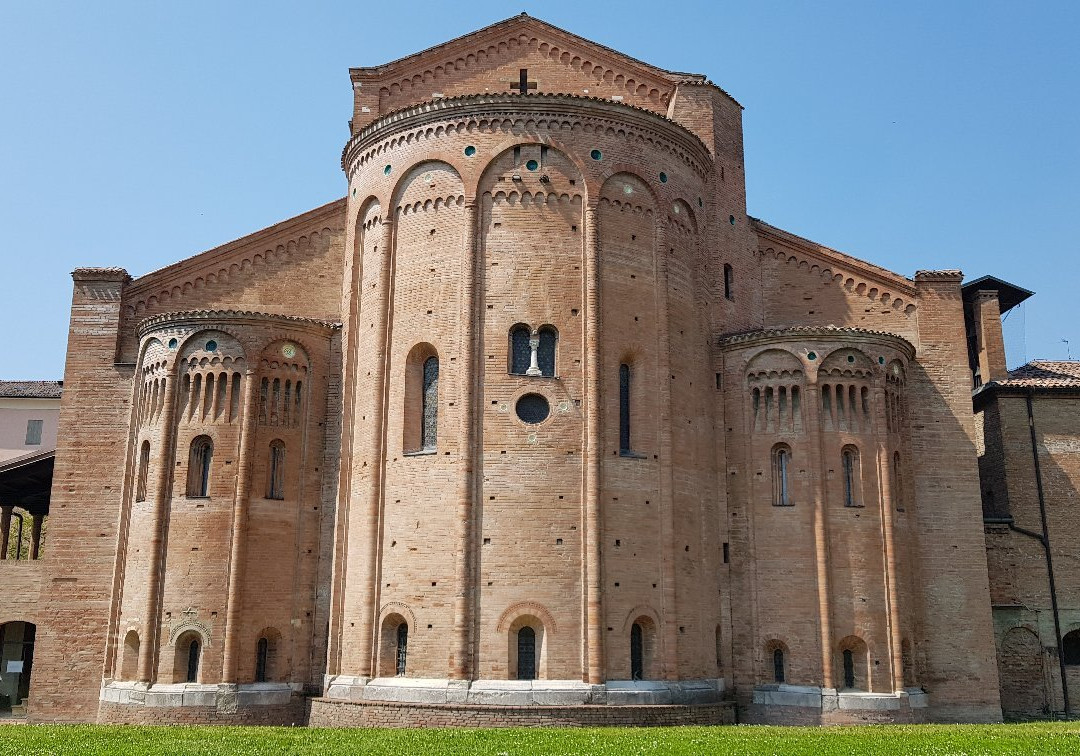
top-left (0, 621), bottom-right (35, 716)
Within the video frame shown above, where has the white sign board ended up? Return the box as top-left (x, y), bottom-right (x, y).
top-left (6, 660), bottom-right (24, 673)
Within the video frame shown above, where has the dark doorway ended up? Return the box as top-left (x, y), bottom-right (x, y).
top-left (517, 627), bottom-right (536, 680)
top-left (396, 623), bottom-right (408, 677)
top-left (0, 622), bottom-right (35, 716)
top-left (630, 623), bottom-right (644, 680)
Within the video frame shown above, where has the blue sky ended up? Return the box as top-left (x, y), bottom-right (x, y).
top-left (1, 0), bottom-right (1077, 378)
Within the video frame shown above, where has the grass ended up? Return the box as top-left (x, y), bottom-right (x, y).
top-left (1, 722), bottom-right (1079, 755)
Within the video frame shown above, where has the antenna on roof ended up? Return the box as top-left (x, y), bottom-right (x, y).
top-left (1063, 339), bottom-right (1072, 360)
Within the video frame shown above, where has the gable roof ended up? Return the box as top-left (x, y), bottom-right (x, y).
top-left (354, 13), bottom-right (695, 83)
top-left (349, 13), bottom-right (740, 113)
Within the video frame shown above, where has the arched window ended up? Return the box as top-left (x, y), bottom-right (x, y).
top-left (135, 440), bottom-right (150, 502)
top-left (1063, 630), bottom-right (1080, 665)
top-left (121, 631), bottom-right (140, 681)
top-left (773, 444), bottom-right (792, 506)
top-left (773, 648), bottom-right (785, 683)
top-left (186, 639), bottom-right (200, 683)
top-left (537, 326), bottom-right (557, 377)
top-left (422, 356), bottom-right (438, 450)
top-left (630, 623), bottom-right (644, 681)
top-left (186, 436), bottom-right (213, 497)
top-left (266, 440), bottom-right (285, 500)
top-left (396, 623), bottom-right (409, 677)
top-left (842, 446), bottom-right (860, 507)
top-left (842, 648), bottom-right (855, 689)
top-left (619, 363), bottom-right (632, 453)
top-left (255, 637), bottom-right (269, 682)
top-left (838, 636), bottom-right (868, 690)
top-left (509, 325), bottom-right (532, 375)
top-left (517, 626), bottom-right (536, 681)
top-left (724, 263), bottom-right (734, 300)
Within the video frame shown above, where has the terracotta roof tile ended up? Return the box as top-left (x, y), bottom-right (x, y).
top-left (0, 381), bottom-right (64, 399)
top-left (991, 361), bottom-right (1080, 389)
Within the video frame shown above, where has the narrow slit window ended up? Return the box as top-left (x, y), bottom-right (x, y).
top-left (267, 440), bottom-right (286, 500)
top-left (723, 263), bottom-right (734, 300)
top-left (842, 446), bottom-right (860, 507)
top-left (422, 356), bottom-right (439, 450)
top-left (187, 436), bottom-right (213, 497)
top-left (773, 445), bottom-right (792, 506)
top-left (619, 363), bottom-right (632, 453)
top-left (136, 440), bottom-right (150, 502)
top-left (773, 648), bottom-right (785, 683)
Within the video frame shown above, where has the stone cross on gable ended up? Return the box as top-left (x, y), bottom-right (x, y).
top-left (509, 68), bottom-right (537, 94)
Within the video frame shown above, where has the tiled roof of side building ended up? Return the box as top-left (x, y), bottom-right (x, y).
top-left (991, 361), bottom-right (1080, 389)
top-left (0, 380), bottom-right (64, 398)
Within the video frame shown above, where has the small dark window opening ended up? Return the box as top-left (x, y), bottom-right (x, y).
top-left (510, 325), bottom-right (532, 375)
top-left (1063, 630), bottom-right (1080, 665)
top-left (422, 356), bottom-right (439, 450)
top-left (723, 542), bottom-right (730, 563)
top-left (773, 445), bottom-right (792, 506)
top-left (631, 623), bottom-right (644, 680)
top-left (186, 639), bottom-right (200, 683)
top-left (136, 440), bottom-right (150, 502)
top-left (25, 419), bottom-right (43, 445)
top-left (723, 264), bottom-right (734, 301)
top-left (517, 627), bottom-right (536, 680)
top-left (619, 363), bottom-right (632, 452)
top-left (396, 623), bottom-right (409, 676)
top-left (255, 637), bottom-right (268, 682)
top-left (537, 326), bottom-right (557, 377)
top-left (773, 648), bottom-right (785, 683)
top-left (842, 447), bottom-right (859, 507)
top-left (267, 440), bottom-right (285, 500)
top-left (843, 648), bottom-right (855, 689)
top-left (187, 436), bottom-right (213, 497)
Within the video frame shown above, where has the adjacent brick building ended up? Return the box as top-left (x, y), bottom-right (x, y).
top-left (5, 14), bottom-right (1065, 726)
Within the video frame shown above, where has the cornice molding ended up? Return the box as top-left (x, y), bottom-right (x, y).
top-left (137, 309), bottom-right (339, 339)
top-left (718, 325), bottom-right (916, 359)
top-left (342, 93), bottom-right (713, 180)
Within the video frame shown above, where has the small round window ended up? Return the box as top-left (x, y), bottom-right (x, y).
top-left (205, 340), bottom-right (218, 352)
top-left (590, 149), bottom-right (602, 161)
top-left (167, 338), bottom-right (178, 349)
top-left (515, 393), bottom-right (550, 425)
top-left (464, 145), bottom-right (476, 157)
top-left (526, 159), bottom-right (539, 171)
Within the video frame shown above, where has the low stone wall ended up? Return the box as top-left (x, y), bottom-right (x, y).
top-left (308, 698), bottom-right (735, 728)
top-left (97, 699), bottom-right (306, 726)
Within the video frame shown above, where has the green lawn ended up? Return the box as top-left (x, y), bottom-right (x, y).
top-left (1, 722), bottom-right (1079, 755)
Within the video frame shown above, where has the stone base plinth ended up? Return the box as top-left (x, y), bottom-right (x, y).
top-left (308, 697), bottom-right (735, 728)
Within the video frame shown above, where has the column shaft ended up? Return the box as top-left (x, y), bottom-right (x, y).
top-left (138, 373), bottom-right (179, 683)
top-left (805, 385), bottom-right (835, 688)
top-left (873, 385), bottom-right (905, 691)
top-left (354, 218), bottom-right (395, 677)
top-left (0, 506), bottom-right (11, 560)
top-left (221, 369), bottom-right (260, 683)
top-left (30, 513), bottom-right (43, 560)
top-left (450, 201), bottom-right (479, 679)
top-left (583, 204), bottom-right (604, 684)
top-left (654, 220), bottom-right (678, 679)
